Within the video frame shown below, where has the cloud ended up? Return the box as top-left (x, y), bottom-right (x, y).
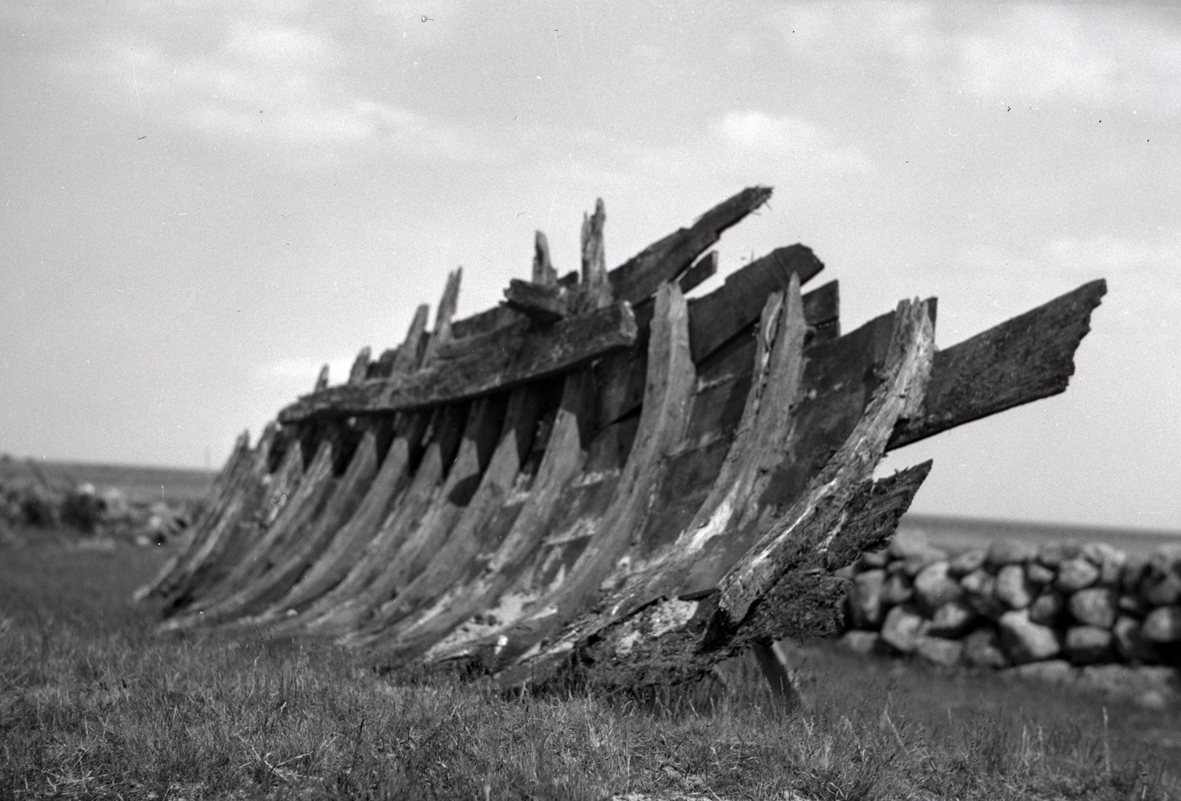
top-left (712, 111), bottom-right (875, 175)
top-left (67, 17), bottom-right (486, 158)
top-left (775, 3), bottom-right (1181, 111)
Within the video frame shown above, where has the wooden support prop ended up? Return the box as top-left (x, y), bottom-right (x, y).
top-left (609, 186), bottom-right (772, 304)
top-left (887, 279), bottom-right (1106, 449)
top-left (278, 301), bottom-right (638, 421)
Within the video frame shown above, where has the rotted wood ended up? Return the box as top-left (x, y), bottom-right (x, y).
top-left (887, 279), bottom-right (1106, 449)
top-left (134, 429), bottom-right (253, 602)
top-left (535, 299), bottom-right (935, 691)
top-left (608, 186), bottom-right (772, 304)
top-left (303, 404), bottom-right (467, 636)
top-left (493, 277), bottom-right (809, 684)
top-left (279, 302), bottom-right (637, 422)
top-left (678, 251), bottom-right (717, 295)
top-left (154, 424), bottom-right (279, 608)
top-left (315, 365), bottom-right (330, 392)
top-left (348, 347), bottom-right (372, 385)
top-left (391, 304), bottom-right (431, 375)
top-left (347, 384), bottom-right (551, 648)
top-left (197, 429), bottom-right (381, 627)
top-left (533, 230), bottom-right (557, 286)
top-left (165, 435), bottom-right (339, 625)
top-left (459, 282), bottom-right (697, 671)
top-left (420, 268), bottom-right (462, 366)
top-left (327, 401), bottom-right (501, 642)
top-left (391, 373), bottom-right (595, 663)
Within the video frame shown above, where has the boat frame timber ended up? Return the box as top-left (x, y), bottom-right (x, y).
top-left (138, 185), bottom-right (1106, 694)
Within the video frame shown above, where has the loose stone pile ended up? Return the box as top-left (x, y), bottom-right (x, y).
top-left (837, 533), bottom-right (1181, 696)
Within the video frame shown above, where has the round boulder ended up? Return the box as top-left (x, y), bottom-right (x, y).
top-left (996, 564), bottom-right (1035, 610)
top-left (998, 609), bottom-right (1062, 664)
top-left (1068, 587), bottom-right (1118, 629)
top-left (1065, 625), bottom-right (1115, 664)
top-left (880, 604), bottom-right (927, 654)
top-left (1056, 556), bottom-right (1100, 593)
top-left (913, 561), bottom-right (963, 615)
top-left (1142, 605), bottom-right (1181, 644)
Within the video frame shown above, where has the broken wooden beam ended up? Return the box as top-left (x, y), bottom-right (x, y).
top-left (278, 301), bottom-right (638, 422)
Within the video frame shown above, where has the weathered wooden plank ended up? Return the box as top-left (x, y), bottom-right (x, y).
top-left (277, 302), bottom-right (638, 422)
top-left (504, 279), bottom-right (567, 325)
top-left (469, 282), bottom-right (698, 671)
top-left (171, 436), bottom-right (339, 621)
top-left (678, 251), bottom-right (717, 294)
top-left (688, 245), bottom-right (824, 363)
top-left (392, 304), bottom-right (431, 375)
top-left (887, 279), bottom-right (1106, 449)
top-left (134, 429), bottom-right (253, 602)
top-left (532, 230), bottom-right (557, 286)
top-left (802, 280), bottom-right (839, 344)
top-left (199, 430), bottom-right (381, 626)
top-left (608, 186), bottom-right (772, 304)
top-left (346, 385), bottom-right (549, 647)
top-left (302, 407), bottom-right (460, 636)
top-left (420, 268), bottom-right (462, 365)
top-left (416, 371), bottom-right (596, 663)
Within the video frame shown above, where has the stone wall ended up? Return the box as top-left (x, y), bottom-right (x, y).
top-left (838, 533), bottom-right (1181, 674)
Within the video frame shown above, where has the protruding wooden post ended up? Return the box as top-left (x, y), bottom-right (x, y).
top-left (392, 304), bottom-right (431, 375)
top-left (579, 199), bottom-right (611, 311)
top-left (421, 268), bottom-right (462, 365)
top-left (315, 364), bottom-right (330, 392)
top-left (348, 347), bottom-right (372, 385)
top-left (533, 230), bottom-right (557, 286)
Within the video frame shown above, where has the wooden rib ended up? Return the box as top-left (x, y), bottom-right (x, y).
top-left (315, 365), bottom-right (330, 392)
top-left (495, 278), bottom-right (807, 682)
top-left (392, 305), bottom-right (431, 375)
top-left (533, 230), bottom-right (557, 286)
top-left (465, 281), bottom-right (697, 671)
top-left (255, 418), bottom-right (418, 623)
top-left (155, 424), bottom-right (278, 608)
top-left (158, 436), bottom-right (339, 629)
top-left (346, 385), bottom-right (548, 647)
top-left (199, 430), bottom-right (381, 626)
top-left (301, 405), bottom-right (463, 636)
top-left (278, 301), bottom-right (638, 422)
top-left (333, 396), bottom-right (508, 643)
top-left (397, 373), bottom-right (595, 663)
top-left (608, 186), bottom-right (772, 304)
top-left (529, 298), bottom-right (935, 690)
top-left (348, 347), bottom-right (372, 385)
top-left (134, 429), bottom-right (252, 602)
top-left (887, 279), bottom-right (1105, 449)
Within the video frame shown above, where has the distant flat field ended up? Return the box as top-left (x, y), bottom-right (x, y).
top-left (0, 458), bottom-right (215, 505)
top-left (902, 512), bottom-right (1181, 558)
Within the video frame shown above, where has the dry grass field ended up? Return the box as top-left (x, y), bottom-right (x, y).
top-left (1, 525), bottom-right (1178, 801)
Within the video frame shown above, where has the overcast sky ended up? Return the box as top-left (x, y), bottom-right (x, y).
top-left (2, 2), bottom-right (1177, 531)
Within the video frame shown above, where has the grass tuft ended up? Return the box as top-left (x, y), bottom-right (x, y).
top-left (1, 535), bottom-right (1178, 800)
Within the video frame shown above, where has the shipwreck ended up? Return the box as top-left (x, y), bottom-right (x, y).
top-left (137, 186), bottom-right (1105, 693)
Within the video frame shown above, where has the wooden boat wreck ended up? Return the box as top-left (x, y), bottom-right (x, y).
top-left (137, 186), bottom-right (1106, 692)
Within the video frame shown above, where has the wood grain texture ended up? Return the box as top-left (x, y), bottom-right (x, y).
top-left (504, 279), bottom-right (567, 324)
top-left (887, 279), bottom-right (1105, 449)
top-left (278, 302), bottom-right (638, 422)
